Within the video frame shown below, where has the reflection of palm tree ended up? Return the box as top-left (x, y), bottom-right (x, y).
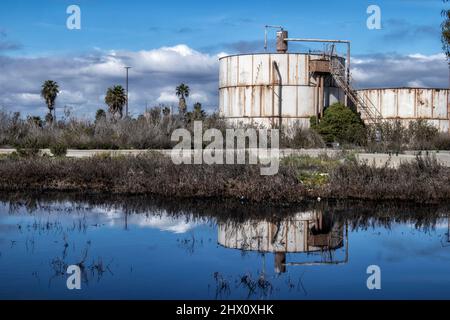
top-left (447, 215), bottom-right (450, 243)
top-left (440, 215), bottom-right (450, 246)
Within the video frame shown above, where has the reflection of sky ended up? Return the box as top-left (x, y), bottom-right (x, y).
top-left (0, 203), bottom-right (203, 235)
top-left (92, 207), bottom-right (203, 234)
top-left (2, 201), bottom-right (450, 300)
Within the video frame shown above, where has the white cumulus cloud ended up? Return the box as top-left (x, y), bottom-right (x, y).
top-left (0, 45), bottom-right (220, 118)
top-left (351, 52), bottom-right (448, 89)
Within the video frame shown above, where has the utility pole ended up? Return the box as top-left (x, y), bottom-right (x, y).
top-left (124, 66), bottom-right (131, 117)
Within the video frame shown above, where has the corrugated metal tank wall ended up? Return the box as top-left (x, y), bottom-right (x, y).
top-left (219, 53), bottom-right (346, 128)
top-left (357, 88), bottom-right (450, 133)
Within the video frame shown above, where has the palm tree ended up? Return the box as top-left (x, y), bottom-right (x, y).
top-left (186, 102), bottom-right (206, 123)
top-left (192, 102), bottom-right (206, 120)
top-left (27, 116), bottom-right (43, 128)
top-left (40, 80), bottom-right (59, 124)
top-left (175, 83), bottom-right (190, 114)
top-left (441, 1), bottom-right (450, 87)
top-left (95, 109), bottom-right (106, 123)
top-left (105, 85), bottom-right (127, 120)
top-left (162, 106), bottom-right (171, 116)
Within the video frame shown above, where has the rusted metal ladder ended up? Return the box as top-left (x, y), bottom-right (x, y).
top-left (329, 57), bottom-right (383, 125)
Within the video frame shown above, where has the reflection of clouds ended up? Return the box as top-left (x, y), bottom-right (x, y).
top-left (427, 221), bottom-right (449, 230)
top-left (93, 207), bottom-right (122, 219)
top-left (131, 215), bottom-right (198, 234)
top-left (1, 203), bottom-right (202, 235)
top-left (380, 237), bottom-right (450, 263)
top-left (92, 207), bottom-right (202, 234)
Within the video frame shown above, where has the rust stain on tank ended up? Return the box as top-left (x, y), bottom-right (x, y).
top-left (432, 91), bottom-right (435, 118)
top-left (417, 89), bottom-right (426, 106)
top-left (259, 86), bottom-right (263, 116)
top-left (236, 56), bottom-right (240, 85)
top-left (448, 90), bottom-right (450, 123)
top-left (239, 87), bottom-right (244, 116)
top-left (305, 55), bottom-right (308, 84)
top-left (287, 54), bottom-right (290, 84)
top-left (268, 55), bottom-right (272, 85)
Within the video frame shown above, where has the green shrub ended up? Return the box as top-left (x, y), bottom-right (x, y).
top-left (312, 103), bottom-right (366, 145)
top-left (50, 143), bottom-right (68, 157)
top-left (298, 171), bottom-right (329, 188)
top-left (282, 155), bottom-right (340, 172)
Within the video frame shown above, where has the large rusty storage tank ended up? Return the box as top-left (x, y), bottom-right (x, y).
top-left (357, 88), bottom-right (450, 133)
top-left (219, 53), bottom-right (346, 128)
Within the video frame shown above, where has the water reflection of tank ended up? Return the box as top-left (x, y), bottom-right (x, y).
top-left (217, 210), bottom-right (348, 273)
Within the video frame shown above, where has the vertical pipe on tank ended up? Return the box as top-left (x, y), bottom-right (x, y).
top-left (273, 61), bottom-right (283, 128)
top-left (447, 90), bottom-right (450, 134)
top-left (319, 76), bottom-right (325, 118)
top-left (315, 76), bottom-right (320, 121)
top-left (346, 45), bottom-right (351, 107)
top-left (276, 30), bottom-right (288, 53)
top-left (274, 253), bottom-right (286, 274)
top-left (305, 220), bottom-right (309, 252)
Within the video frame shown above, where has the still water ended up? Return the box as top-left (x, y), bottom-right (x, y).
top-left (1, 194), bottom-right (450, 300)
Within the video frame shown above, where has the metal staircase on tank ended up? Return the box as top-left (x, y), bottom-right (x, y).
top-left (329, 56), bottom-right (383, 126)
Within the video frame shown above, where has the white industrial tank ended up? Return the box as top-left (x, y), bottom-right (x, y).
top-left (357, 88), bottom-right (450, 133)
top-left (219, 53), bottom-right (346, 128)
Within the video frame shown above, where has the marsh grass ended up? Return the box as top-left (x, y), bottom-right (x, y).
top-left (366, 120), bottom-right (450, 153)
top-left (280, 124), bottom-right (325, 148)
top-left (329, 156), bottom-right (450, 203)
top-left (0, 110), bottom-right (325, 150)
top-left (0, 152), bottom-right (449, 203)
top-left (0, 153), bottom-right (306, 203)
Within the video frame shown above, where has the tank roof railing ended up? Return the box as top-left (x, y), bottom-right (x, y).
top-left (284, 38), bottom-right (350, 44)
top-left (283, 38), bottom-right (351, 78)
top-left (264, 25), bottom-right (284, 51)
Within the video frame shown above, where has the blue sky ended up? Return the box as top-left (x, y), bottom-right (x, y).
top-left (0, 0), bottom-right (448, 118)
top-left (0, 0), bottom-right (445, 55)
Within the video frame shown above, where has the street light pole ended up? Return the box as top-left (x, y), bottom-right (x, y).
top-left (124, 66), bottom-right (131, 117)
